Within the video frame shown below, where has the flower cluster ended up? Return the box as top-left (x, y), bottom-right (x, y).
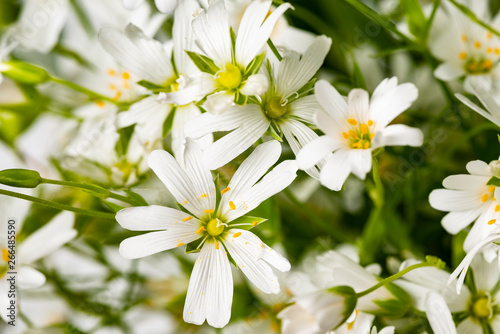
top-left (2, 0), bottom-right (500, 333)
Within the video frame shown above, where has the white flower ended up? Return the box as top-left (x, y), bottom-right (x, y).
top-left (429, 0), bottom-right (500, 99)
top-left (99, 0), bottom-right (212, 163)
top-left (428, 159), bottom-right (500, 252)
top-left (123, 0), bottom-right (177, 13)
top-left (0, 211), bottom-right (77, 322)
top-left (184, 35), bottom-right (332, 172)
top-left (297, 77), bottom-right (422, 191)
top-left (456, 77), bottom-right (500, 127)
top-left (424, 292), bottom-right (457, 334)
top-left (116, 140), bottom-right (296, 327)
top-left (158, 0), bottom-right (292, 114)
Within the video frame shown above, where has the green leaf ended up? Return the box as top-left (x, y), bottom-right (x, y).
top-left (0, 168), bottom-right (42, 188)
top-left (115, 124), bottom-right (135, 157)
top-left (401, 0), bottom-right (427, 38)
top-left (214, 174), bottom-right (221, 214)
top-left (371, 283), bottom-right (412, 317)
top-left (103, 200), bottom-right (124, 213)
top-left (124, 189), bottom-right (149, 206)
top-left (326, 285), bottom-right (358, 329)
top-left (351, 56), bottom-right (366, 90)
top-left (244, 52), bottom-right (266, 77)
top-left (185, 50), bottom-right (220, 75)
top-left (162, 106), bottom-right (177, 137)
top-left (487, 176), bottom-right (500, 187)
top-left (228, 216), bottom-right (267, 230)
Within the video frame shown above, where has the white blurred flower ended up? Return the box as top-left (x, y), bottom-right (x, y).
top-left (116, 140), bottom-right (296, 327)
top-left (297, 77), bottom-right (423, 191)
top-left (184, 35), bottom-right (331, 171)
top-left (123, 0), bottom-right (177, 13)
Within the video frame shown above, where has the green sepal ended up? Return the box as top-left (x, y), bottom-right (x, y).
top-left (2, 60), bottom-right (49, 84)
top-left (228, 216), bottom-right (267, 230)
top-left (137, 80), bottom-right (167, 92)
top-left (244, 52), bottom-right (266, 77)
top-left (370, 283), bottom-right (412, 317)
top-left (176, 202), bottom-right (197, 217)
top-left (162, 106), bottom-right (177, 137)
top-left (0, 168), bottom-right (42, 188)
top-left (214, 174), bottom-right (221, 214)
top-left (425, 255), bottom-right (446, 269)
top-left (124, 189), bottom-right (149, 206)
top-left (487, 176), bottom-right (500, 187)
top-left (115, 124), bottom-right (135, 157)
top-left (234, 90), bottom-right (248, 106)
top-left (230, 26), bottom-right (237, 64)
top-left (185, 50), bottom-right (220, 75)
top-left (287, 78), bottom-right (316, 104)
top-left (326, 285), bottom-right (358, 330)
top-left (371, 147), bottom-right (385, 157)
top-left (185, 237), bottom-right (205, 254)
top-left (103, 200), bottom-right (125, 213)
top-left (268, 122), bottom-right (283, 142)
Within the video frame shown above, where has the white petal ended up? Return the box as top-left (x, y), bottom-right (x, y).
top-left (348, 88), bottom-right (369, 122)
top-left (374, 124), bottom-right (423, 148)
top-left (183, 241), bottom-right (233, 328)
top-left (314, 80), bottom-right (348, 127)
top-left (116, 205), bottom-right (193, 231)
top-left (185, 104), bottom-right (254, 139)
top-left (471, 254), bottom-right (500, 292)
top-left (223, 160), bottom-right (297, 221)
top-left (18, 266), bottom-right (46, 290)
top-left (158, 73), bottom-right (217, 105)
top-left (463, 206), bottom-right (499, 252)
top-left (239, 74), bottom-right (269, 96)
top-left (424, 292), bottom-right (457, 334)
top-left (224, 230), bottom-right (280, 294)
top-left (262, 245), bottom-right (290, 272)
top-left (183, 138), bottom-right (216, 210)
top-left (123, 0), bottom-right (143, 10)
top-left (173, 0), bottom-right (199, 74)
top-left (202, 109), bottom-right (269, 170)
top-left (172, 104), bottom-right (213, 165)
top-left (192, 2), bottom-right (232, 67)
top-left (148, 149), bottom-right (209, 216)
top-left (466, 160), bottom-right (491, 176)
top-left (442, 174), bottom-right (489, 191)
top-left (119, 228), bottom-right (201, 259)
top-left (456, 317), bottom-right (481, 334)
top-left (297, 135), bottom-right (341, 170)
top-left (441, 209), bottom-right (482, 234)
top-left (155, 0), bottom-right (177, 13)
top-left (289, 95), bottom-right (322, 124)
top-left (204, 91), bottom-right (235, 115)
top-left (348, 149), bottom-right (372, 180)
top-left (276, 35), bottom-right (331, 97)
top-left (456, 93), bottom-right (499, 126)
top-left (99, 24), bottom-right (173, 85)
top-left (220, 140), bottom-right (281, 213)
top-left (429, 189), bottom-right (482, 211)
top-left (320, 149), bottom-right (352, 191)
top-left (18, 211), bottom-right (76, 264)
top-left (434, 63), bottom-right (464, 81)
top-left (369, 78), bottom-right (418, 128)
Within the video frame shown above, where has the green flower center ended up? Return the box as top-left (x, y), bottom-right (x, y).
top-left (206, 218), bottom-right (225, 237)
top-left (265, 96), bottom-right (288, 119)
top-left (217, 64), bottom-right (242, 90)
top-left (472, 296), bottom-right (491, 319)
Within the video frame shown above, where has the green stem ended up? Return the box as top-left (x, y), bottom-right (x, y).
top-left (371, 156), bottom-right (385, 207)
top-left (356, 262), bottom-right (434, 298)
top-left (283, 189), bottom-right (352, 243)
top-left (448, 0), bottom-right (500, 39)
top-left (49, 76), bottom-right (123, 106)
top-left (267, 39), bottom-right (282, 62)
top-left (0, 188), bottom-right (116, 220)
top-left (40, 178), bottom-right (139, 205)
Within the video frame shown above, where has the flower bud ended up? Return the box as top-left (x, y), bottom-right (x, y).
top-left (0, 168), bottom-right (42, 188)
top-left (1, 60), bottom-right (49, 85)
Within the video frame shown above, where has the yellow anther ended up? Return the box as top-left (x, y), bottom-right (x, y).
top-left (481, 194), bottom-right (489, 202)
top-left (221, 187), bottom-right (230, 194)
top-left (360, 123), bottom-right (369, 134)
top-left (107, 69), bottom-right (116, 76)
top-left (461, 34), bottom-right (467, 42)
top-left (229, 201), bottom-right (236, 210)
top-left (487, 32), bottom-right (493, 39)
top-left (176, 242), bottom-right (184, 247)
top-left (123, 81), bottom-right (130, 89)
top-left (488, 219), bottom-right (497, 225)
top-left (348, 130), bottom-right (356, 138)
top-left (367, 120), bottom-right (373, 126)
top-left (363, 142), bottom-right (370, 149)
top-left (95, 100), bottom-right (105, 108)
top-left (252, 221), bottom-right (258, 227)
top-left (495, 205), bottom-right (500, 212)
top-left (109, 84), bottom-right (117, 90)
top-left (487, 47), bottom-right (493, 53)
top-left (489, 186), bottom-right (495, 192)
top-left (215, 242), bottom-right (219, 250)
top-left (183, 216), bottom-right (193, 222)
top-left (122, 72), bottom-right (130, 80)
top-left (348, 118), bottom-right (357, 125)
top-left (459, 52), bottom-right (467, 59)
top-left (342, 132), bottom-right (350, 139)
top-left (481, 59), bottom-right (493, 70)
top-left (496, 48), bottom-right (500, 55)
top-left (196, 226), bottom-right (205, 234)
top-left (199, 193), bottom-right (208, 200)
top-left (113, 91), bottom-right (122, 100)
top-left (233, 232), bottom-right (242, 238)
top-left (203, 209), bottom-right (214, 214)
top-left (370, 133), bottom-right (375, 139)
top-left (1, 248), bottom-right (9, 262)
top-left (474, 41), bottom-right (481, 49)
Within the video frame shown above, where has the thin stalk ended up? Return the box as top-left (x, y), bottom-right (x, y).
top-left (267, 39), bottom-right (282, 61)
top-left (371, 156), bottom-right (385, 207)
top-left (448, 0), bottom-right (500, 39)
top-left (49, 76), bottom-right (122, 106)
top-left (356, 262), bottom-right (434, 298)
top-left (0, 188), bottom-right (116, 220)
